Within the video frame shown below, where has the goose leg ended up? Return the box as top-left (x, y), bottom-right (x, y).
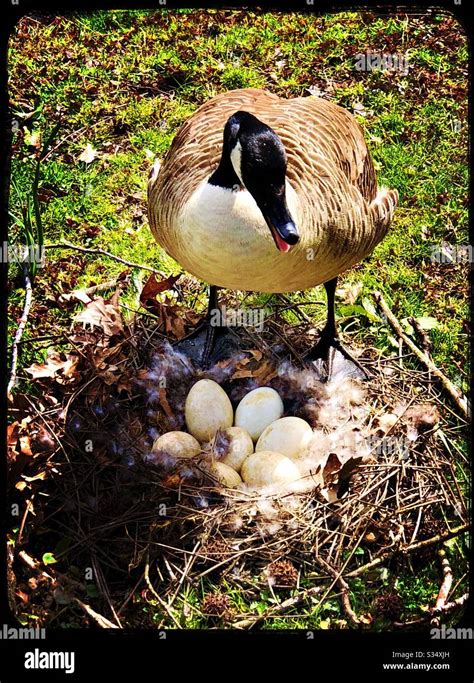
top-left (304, 277), bottom-right (371, 381)
top-left (173, 285), bottom-right (239, 367)
top-left (201, 285), bottom-right (221, 366)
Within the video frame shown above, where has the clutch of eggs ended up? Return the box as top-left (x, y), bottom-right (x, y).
top-left (153, 379), bottom-right (316, 490)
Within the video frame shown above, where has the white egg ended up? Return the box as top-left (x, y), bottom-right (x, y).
top-left (218, 427), bottom-right (254, 472)
top-left (207, 461), bottom-right (243, 488)
top-left (152, 431), bottom-right (201, 459)
top-left (256, 417), bottom-right (313, 460)
top-left (234, 387), bottom-right (284, 441)
top-left (241, 450), bottom-right (300, 487)
top-left (185, 379), bottom-right (233, 442)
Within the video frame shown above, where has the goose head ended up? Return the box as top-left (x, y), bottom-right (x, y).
top-left (209, 111), bottom-right (299, 253)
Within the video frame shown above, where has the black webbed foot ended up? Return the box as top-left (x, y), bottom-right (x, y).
top-left (304, 330), bottom-right (372, 382)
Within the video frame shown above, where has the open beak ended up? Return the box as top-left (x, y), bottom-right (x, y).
top-left (260, 197), bottom-right (299, 253)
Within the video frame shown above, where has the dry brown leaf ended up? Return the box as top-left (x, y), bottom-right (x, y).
top-left (322, 453), bottom-right (343, 484)
top-left (162, 305), bottom-right (187, 339)
top-left (247, 349), bottom-right (263, 361)
top-left (7, 422), bottom-right (20, 447)
top-left (117, 376), bottom-right (133, 394)
top-left (335, 282), bottom-right (363, 304)
top-left (25, 355), bottom-right (67, 379)
top-left (74, 297), bottom-right (123, 337)
top-left (253, 361), bottom-right (277, 384)
top-left (230, 368), bottom-right (254, 380)
top-left (15, 589), bottom-right (29, 605)
top-left (230, 351), bottom-right (274, 381)
top-left (19, 436), bottom-right (33, 456)
top-left (60, 289), bottom-right (93, 305)
top-left (338, 455), bottom-right (364, 481)
top-left (98, 370), bottom-right (118, 386)
top-left (319, 451), bottom-right (364, 502)
top-left (25, 352), bottom-right (80, 381)
top-left (140, 273), bottom-right (181, 313)
top-left (158, 387), bottom-right (174, 419)
top-left (61, 355), bottom-right (80, 378)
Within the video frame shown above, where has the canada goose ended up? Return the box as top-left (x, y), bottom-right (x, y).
top-left (148, 88), bottom-right (398, 378)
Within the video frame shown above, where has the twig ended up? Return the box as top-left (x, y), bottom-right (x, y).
top-left (233, 585), bottom-right (325, 630)
top-left (276, 294), bottom-right (313, 323)
top-left (18, 550), bottom-right (84, 591)
top-left (346, 523), bottom-right (469, 578)
top-left (432, 591), bottom-right (469, 615)
top-left (18, 550), bottom-right (55, 582)
top-left (74, 599), bottom-right (119, 629)
top-left (410, 316), bottom-right (433, 356)
top-left (10, 333), bottom-right (65, 348)
top-left (43, 240), bottom-right (167, 276)
top-left (8, 265), bottom-right (33, 399)
top-left (394, 593), bottom-right (469, 628)
top-left (167, 541), bottom-right (201, 611)
top-left (144, 554), bottom-right (181, 629)
top-left (316, 556), bottom-right (360, 626)
top-left (59, 278), bottom-right (123, 303)
top-left (17, 499), bottom-right (34, 546)
top-left (431, 547), bottom-right (453, 627)
top-left (374, 292), bottom-right (468, 416)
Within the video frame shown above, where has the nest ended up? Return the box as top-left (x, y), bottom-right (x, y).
top-left (8, 289), bottom-right (469, 629)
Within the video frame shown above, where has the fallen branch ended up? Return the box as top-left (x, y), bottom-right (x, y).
top-left (8, 265), bottom-right (33, 399)
top-left (374, 292), bottom-right (468, 417)
top-left (432, 591), bottom-right (469, 615)
top-left (431, 547), bottom-right (453, 627)
top-left (394, 592), bottom-right (469, 628)
top-left (233, 585), bottom-right (325, 630)
top-left (316, 556), bottom-right (360, 626)
top-left (346, 523), bottom-right (469, 578)
top-left (144, 555), bottom-right (181, 629)
top-left (409, 316), bottom-right (433, 356)
top-left (44, 240), bottom-right (167, 277)
top-left (74, 599), bottom-right (119, 629)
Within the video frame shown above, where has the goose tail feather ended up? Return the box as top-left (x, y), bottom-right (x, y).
top-left (370, 186), bottom-right (398, 230)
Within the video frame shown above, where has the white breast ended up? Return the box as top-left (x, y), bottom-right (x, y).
top-left (176, 180), bottom-right (312, 292)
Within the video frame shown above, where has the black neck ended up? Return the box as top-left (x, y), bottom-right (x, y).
top-left (208, 150), bottom-right (241, 190)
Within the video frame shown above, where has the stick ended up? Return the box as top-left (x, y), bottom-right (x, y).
top-left (394, 593), bottom-right (469, 627)
top-left (432, 591), bottom-right (468, 615)
top-left (18, 550), bottom-right (55, 582)
top-left (410, 316), bottom-right (433, 356)
top-left (59, 278), bottom-right (122, 303)
top-left (74, 599), bottom-right (119, 629)
top-left (7, 266), bottom-right (33, 399)
top-left (374, 292), bottom-right (468, 417)
top-left (233, 585), bottom-right (325, 629)
top-left (431, 547), bottom-right (453, 627)
top-left (346, 523), bottom-right (469, 578)
top-left (316, 556), bottom-right (360, 626)
top-left (44, 241), bottom-right (167, 276)
top-left (144, 555), bottom-right (182, 629)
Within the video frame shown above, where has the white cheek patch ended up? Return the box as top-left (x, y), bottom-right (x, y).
top-left (230, 140), bottom-right (244, 185)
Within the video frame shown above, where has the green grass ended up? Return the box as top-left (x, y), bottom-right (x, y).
top-left (7, 9), bottom-right (469, 629)
top-left (8, 9), bottom-right (468, 385)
